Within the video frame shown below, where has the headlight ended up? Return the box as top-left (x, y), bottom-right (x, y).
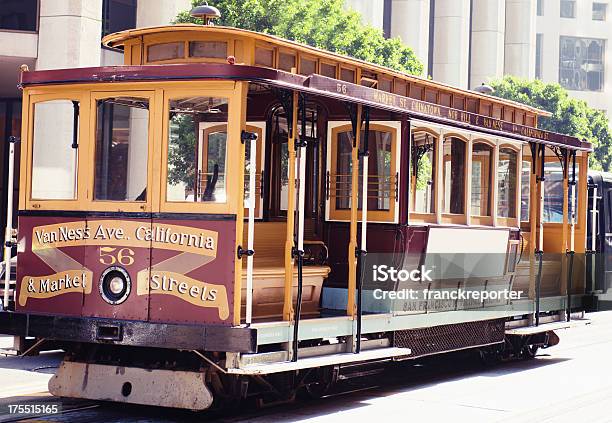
top-left (99, 266), bottom-right (131, 305)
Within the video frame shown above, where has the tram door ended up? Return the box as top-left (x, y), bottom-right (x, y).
top-left (81, 92), bottom-right (155, 321)
top-left (148, 91), bottom-right (242, 326)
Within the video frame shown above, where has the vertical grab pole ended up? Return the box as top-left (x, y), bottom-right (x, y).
top-left (535, 143), bottom-right (545, 326)
top-left (292, 95), bottom-right (307, 362)
top-left (356, 108), bottom-right (369, 354)
top-left (566, 150), bottom-right (576, 322)
top-left (589, 183), bottom-right (598, 293)
top-left (3, 136), bottom-right (17, 309)
top-left (245, 134), bottom-right (258, 325)
top-left (283, 92), bottom-right (298, 323)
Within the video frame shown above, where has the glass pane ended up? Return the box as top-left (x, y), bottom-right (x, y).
top-left (244, 136), bottom-right (259, 210)
top-left (335, 128), bottom-right (393, 212)
top-left (102, 0), bottom-right (137, 37)
top-left (559, 36), bottom-right (605, 92)
top-left (471, 143), bottom-right (492, 216)
top-left (593, 3), bottom-right (607, 20)
top-left (320, 63), bottom-right (336, 78)
top-left (147, 42), bottom-right (184, 62)
top-left (300, 58), bottom-right (317, 76)
top-left (95, 97), bottom-right (149, 202)
top-left (411, 132), bottom-right (435, 214)
top-left (368, 130), bottom-right (393, 211)
top-left (255, 48), bottom-right (274, 67)
top-left (543, 159), bottom-right (563, 222)
top-left (31, 100), bottom-right (79, 200)
top-left (166, 97), bottom-right (229, 203)
top-left (498, 148), bottom-right (518, 218)
top-left (521, 157), bottom-right (531, 221)
top-left (189, 41), bottom-right (227, 58)
top-left (0, 0), bottom-right (37, 31)
top-left (335, 131), bottom-right (353, 210)
top-left (442, 137), bottom-right (466, 214)
top-left (279, 53), bottom-right (296, 71)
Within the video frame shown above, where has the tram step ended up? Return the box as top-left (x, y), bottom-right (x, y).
top-left (505, 318), bottom-right (590, 336)
top-left (226, 347), bottom-right (411, 375)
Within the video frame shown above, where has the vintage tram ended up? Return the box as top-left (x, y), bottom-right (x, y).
top-left (0, 8), bottom-right (598, 411)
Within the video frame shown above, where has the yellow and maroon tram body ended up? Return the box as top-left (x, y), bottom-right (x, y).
top-left (0, 21), bottom-right (593, 410)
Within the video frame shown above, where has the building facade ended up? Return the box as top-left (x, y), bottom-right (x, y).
top-left (0, 0), bottom-right (191, 236)
top-left (346, 0), bottom-right (611, 121)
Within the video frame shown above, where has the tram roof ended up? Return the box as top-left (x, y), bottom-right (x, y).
top-left (19, 63), bottom-right (591, 152)
top-left (102, 24), bottom-right (551, 118)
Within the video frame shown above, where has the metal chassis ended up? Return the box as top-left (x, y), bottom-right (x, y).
top-left (0, 296), bottom-right (584, 353)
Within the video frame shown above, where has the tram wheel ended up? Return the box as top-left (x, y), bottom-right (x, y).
top-left (521, 345), bottom-right (539, 360)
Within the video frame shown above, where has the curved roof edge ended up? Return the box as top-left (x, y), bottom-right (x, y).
top-left (101, 24), bottom-right (552, 118)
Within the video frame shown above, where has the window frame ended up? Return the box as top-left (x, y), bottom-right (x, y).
top-left (409, 126), bottom-right (438, 223)
top-left (88, 90), bottom-right (157, 213)
top-left (441, 133), bottom-right (469, 223)
top-left (325, 121), bottom-right (401, 224)
top-left (496, 143), bottom-right (522, 227)
top-left (195, 122), bottom-right (266, 219)
top-left (470, 138), bottom-right (496, 226)
top-left (143, 33), bottom-right (235, 65)
top-left (25, 91), bottom-right (90, 211)
top-left (593, 2), bottom-right (607, 20)
top-left (160, 85), bottom-right (242, 215)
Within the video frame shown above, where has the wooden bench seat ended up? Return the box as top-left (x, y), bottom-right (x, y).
top-left (240, 222), bottom-right (330, 320)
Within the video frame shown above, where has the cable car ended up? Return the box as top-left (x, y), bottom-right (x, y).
top-left (0, 7), bottom-right (595, 411)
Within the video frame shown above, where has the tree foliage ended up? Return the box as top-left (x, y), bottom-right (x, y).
top-left (490, 76), bottom-right (612, 171)
top-left (175, 0), bottom-right (423, 75)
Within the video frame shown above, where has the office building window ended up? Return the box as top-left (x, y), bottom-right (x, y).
top-left (559, 36), bottom-right (605, 91)
top-left (560, 0), bottom-right (576, 18)
top-left (537, 0), bottom-right (544, 16)
top-left (536, 34), bottom-right (544, 79)
top-left (102, 0), bottom-right (137, 37)
top-left (593, 3), bottom-right (607, 20)
top-left (0, 0), bottom-right (37, 31)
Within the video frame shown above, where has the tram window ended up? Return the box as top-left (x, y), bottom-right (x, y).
top-left (331, 125), bottom-right (396, 216)
top-left (255, 47), bottom-right (274, 67)
top-left (521, 156), bottom-right (531, 221)
top-left (189, 41), bottom-right (227, 59)
top-left (497, 148), bottom-right (518, 218)
top-left (542, 158), bottom-right (580, 222)
top-left (94, 97), bottom-right (149, 202)
top-left (471, 142), bottom-right (493, 216)
top-left (543, 160), bottom-right (564, 222)
top-left (340, 68), bottom-right (355, 83)
top-left (279, 52), bottom-right (296, 71)
top-left (147, 42), bottom-right (185, 62)
top-left (411, 132), bottom-right (436, 214)
top-left (442, 137), bottom-right (466, 214)
top-left (320, 62), bottom-right (337, 78)
top-left (300, 58), bottom-right (317, 76)
top-left (166, 97), bottom-right (229, 203)
top-left (31, 100), bottom-right (79, 200)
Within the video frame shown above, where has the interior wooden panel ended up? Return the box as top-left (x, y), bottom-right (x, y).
top-left (240, 221), bottom-right (330, 320)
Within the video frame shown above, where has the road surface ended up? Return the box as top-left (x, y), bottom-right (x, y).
top-left (0, 312), bottom-right (611, 422)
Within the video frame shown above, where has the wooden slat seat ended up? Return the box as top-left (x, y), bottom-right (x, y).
top-left (241, 222), bottom-right (330, 320)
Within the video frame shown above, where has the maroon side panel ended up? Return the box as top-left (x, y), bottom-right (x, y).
top-left (81, 218), bottom-right (151, 321)
top-left (16, 216), bottom-right (86, 316)
top-left (148, 218), bottom-right (236, 326)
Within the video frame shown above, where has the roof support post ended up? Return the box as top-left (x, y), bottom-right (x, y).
top-left (283, 91), bottom-right (299, 322)
top-left (347, 103), bottom-right (362, 319)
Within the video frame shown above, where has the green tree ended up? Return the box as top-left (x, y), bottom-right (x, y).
top-left (175, 0), bottom-right (423, 75)
top-left (490, 76), bottom-right (612, 171)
